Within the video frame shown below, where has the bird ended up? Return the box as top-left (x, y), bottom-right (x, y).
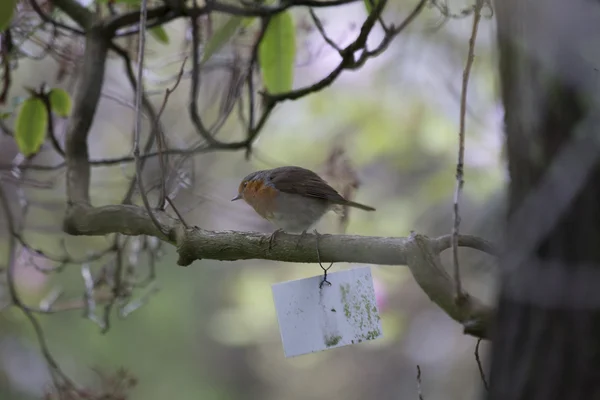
top-left (232, 166), bottom-right (376, 287)
top-left (232, 165), bottom-right (375, 242)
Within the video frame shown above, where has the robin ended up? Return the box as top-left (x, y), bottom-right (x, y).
top-left (232, 165), bottom-right (375, 232)
top-left (232, 166), bottom-right (376, 286)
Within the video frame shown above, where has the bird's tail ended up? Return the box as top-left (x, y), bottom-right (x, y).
top-left (343, 200), bottom-right (376, 211)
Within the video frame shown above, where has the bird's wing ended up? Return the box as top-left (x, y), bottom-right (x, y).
top-left (269, 166), bottom-right (347, 203)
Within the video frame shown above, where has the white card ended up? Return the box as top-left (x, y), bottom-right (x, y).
top-left (272, 266), bottom-right (383, 358)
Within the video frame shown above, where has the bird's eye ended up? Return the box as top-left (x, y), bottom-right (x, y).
top-left (242, 181), bottom-right (248, 188)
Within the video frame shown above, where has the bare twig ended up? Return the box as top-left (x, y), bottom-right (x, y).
top-left (17, 235), bottom-right (115, 272)
top-left (416, 365), bottom-right (424, 400)
top-left (309, 8), bottom-right (342, 52)
top-left (0, 181), bottom-right (83, 395)
top-left (155, 57), bottom-right (187, 209)
top-left (264, 0), bottom-right (427, 104)
top-left (40, 90), bottom-right (65, 157)
top-left (132, 0), bottom-right (168, 237)
top-left (104, 0), bottom-right (363, 34)
top-left (243, 17), bottom-right (271, 157)
top-left (28, 0), bottom-right (85, 35)
top-left (0, 145), bottom-right (215, 171)
top-left (187, 0), bottom-right (247, 150)
top-left (82, 263), bottom-right (106, 329)
top-left (475, 338), bottom-right (489, 391)
top-left (101, 242), bottom-right (127, 334)
top-left (109, 43), bottom-right (170, 205)
top-left (451, 0), bottom-right (483, 303)
top-left (165, 196), bottom-right (188, 228)
top-left (119, 284), bottom-right (160, 317)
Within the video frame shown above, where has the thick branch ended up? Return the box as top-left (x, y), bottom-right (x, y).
top-left (177, 229), bottom-right (412, 266)
top-left (62, 202), bottom-right (495, 339)
top-left (65, 28), bottom-right (110, 204)
top-left (407, 233), bottom-right (492, 339)
top-left (63, 203), bottom-right (176, 242)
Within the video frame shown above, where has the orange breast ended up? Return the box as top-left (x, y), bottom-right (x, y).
top-left (243, 180), bottom-right (279, 218)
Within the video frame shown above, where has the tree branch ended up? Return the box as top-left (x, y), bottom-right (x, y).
top-left (51, 0), bottom-right (95, 30)
top-left (61, 198), bottom-right (495, 339)
top-left (63, 203), bottom-right (176, 242)
top-left (104, 0), bottom-right (361, 34)
top-left (65, 28), bottom-right (110, 205)
top-left (406, 233), bottom-right (492, 339)
top-left (264, 0), bottom-right (427, 103)
top-left (28, 0), bottom-right (85, 35)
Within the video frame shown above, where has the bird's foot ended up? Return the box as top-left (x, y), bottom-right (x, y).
top-left (268, 229), bottom-right (284, 251)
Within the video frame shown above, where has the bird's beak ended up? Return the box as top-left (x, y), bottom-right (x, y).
top-left (231, 194), bottom-right (242, 202)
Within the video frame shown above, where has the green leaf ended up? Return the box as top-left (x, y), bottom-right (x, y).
top-left (150, 26), bottom-right (170, 45)
top-left (258, 11), bottom-right (296, 95)
top-left (202, 16), bottom-right (253, 64)
top-left (15, 97), bottom-right (48, 157)
top-left (48, 88), bottom-right (72, 117)
top-left (0, 0), bottom-right (17, 33)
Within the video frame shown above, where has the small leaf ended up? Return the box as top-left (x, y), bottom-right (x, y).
top-left (15, 97), bottom-right (48, 157)
top-left (258, 11), bottom-right (296, 95)
top-left (0, 0), bottom-right (17, 33)
top-left (202, 16), bottom-right (253, 64)
top-left (0, 112), bottom-right (12, 120)
top-left (150, 26), bottom-right (170, 45)
top-left (48, 88), bottom-right (72, 117)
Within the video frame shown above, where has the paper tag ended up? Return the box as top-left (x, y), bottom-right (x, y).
top-left (272, 266), bottom-right (383, 358)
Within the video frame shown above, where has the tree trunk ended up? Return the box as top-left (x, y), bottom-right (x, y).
top-left (489, 0), bottom-right (600, 399)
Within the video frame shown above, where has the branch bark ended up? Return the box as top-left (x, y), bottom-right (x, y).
top-left (65, 27), bottom-right (110, 205)
top-left (62, 201), bottom-right (495, 338)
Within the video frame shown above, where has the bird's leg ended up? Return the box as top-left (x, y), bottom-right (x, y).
top-left (268, 228), bottom-right (284, 251)
top-left (313, 229), bottom-right (333, 288)
top-left (295, 230), bottom-right (308, 249)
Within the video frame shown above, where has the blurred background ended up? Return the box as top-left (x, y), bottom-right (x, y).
top-left (0, 1), bottom-right (503, 399)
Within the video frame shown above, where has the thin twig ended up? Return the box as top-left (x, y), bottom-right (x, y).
top-left (28, 0), bottom-right (85, 35)
top-left (110, 43), bottom-right (166, 205)
top-left (132, 0), bottom-right (168, 237)
top-left (264, 0), bottom-right (426, 104)
top-left (475, 338), bottom-right (489, 391)
top-left (165, 196), bottom-right (188, 228)
top-left (451, 0), bottom-right (483, 303)
top-left (104, 0), bottom-right (363, 34)
top-left (155, 57), bottom-right (188, 209)
top-left (40, 91), bottom-right (65, 157)
top-left (0, 181), bottom-right (83, 395)
top-left (0, 144), bottom-right (216, 171)
top-left (309, 8), bottom-right (342, 52)
top-left (416, 365), bottom-right (424, 400)
top-left (101, 239), bottom-right (120, 333)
